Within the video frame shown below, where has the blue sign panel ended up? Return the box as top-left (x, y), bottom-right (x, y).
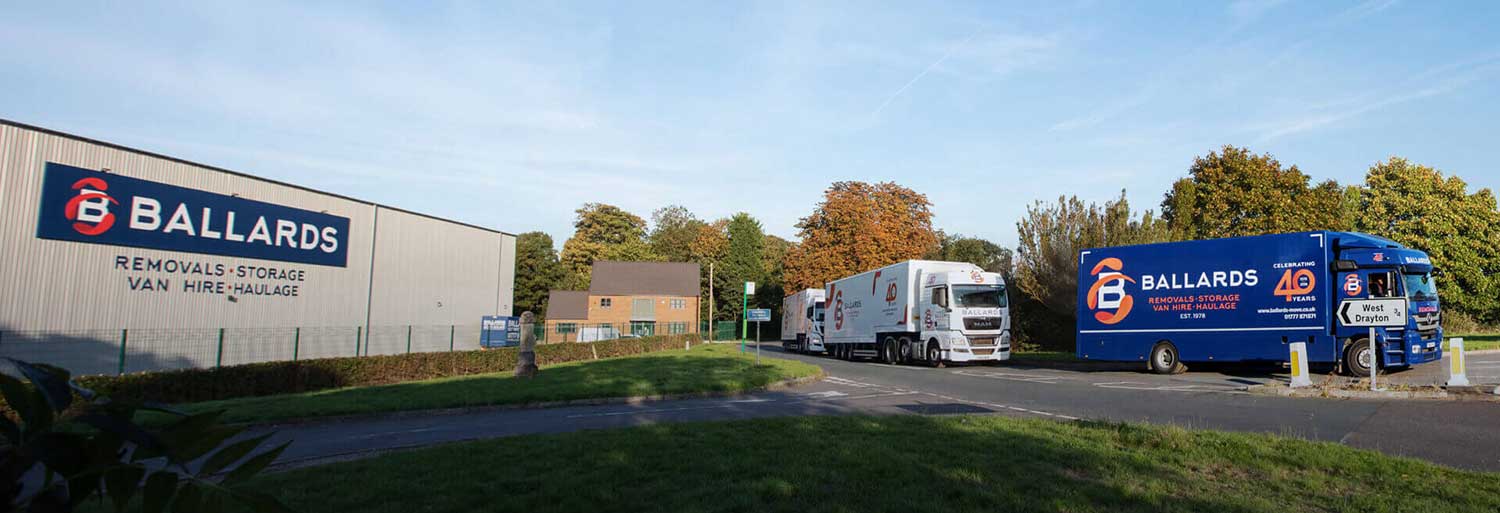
top-left (35, 162), bottom-right (351, 267)
top-left (481, 316), bottom-right (522, 348)
top-left (747, 309), bottom-right (772, 322)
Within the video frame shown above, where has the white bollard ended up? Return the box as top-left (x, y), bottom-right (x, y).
top-left (1289, 342), bottom-right (1313, 388)
top-left (1448, 338), bottom-right (1471, 387)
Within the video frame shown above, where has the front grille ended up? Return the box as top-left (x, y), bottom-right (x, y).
top-left (964, 317), bottom-right (1003, 330)
top-left (973, 348), bottom-right (996, 355)
top-left (1415, 312), bottom-right (1440, 340)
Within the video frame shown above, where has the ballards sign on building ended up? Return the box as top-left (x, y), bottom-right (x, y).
top-left (35, 162), bottom-right (351, 267)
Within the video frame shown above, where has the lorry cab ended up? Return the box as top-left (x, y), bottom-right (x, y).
top-left (917, 269), bottom-right (1011, 362)
top-left (806, 300), bottom-right (827, 352)
top-left (1333, 240), bottom-right (1443, 375)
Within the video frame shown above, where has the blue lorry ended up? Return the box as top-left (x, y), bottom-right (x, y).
top-left (1076, 231), bottom-right (1443, 375)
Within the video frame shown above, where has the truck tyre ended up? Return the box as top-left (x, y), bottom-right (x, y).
top-left (898, 337), bottom-right (914, 364)
top-left (1344, 339), bottom-right (1376, 377)
top-left (926, 341), bottom-right (944, 368)
top-left (1148, 342), bottom-right (1186, 375)
top-left (881, 337), bottom-right (898, 364)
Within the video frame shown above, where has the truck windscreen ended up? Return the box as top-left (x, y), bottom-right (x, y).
top-left (1403, 273), bottom-right (1438, 301)
top-left (952, 285), bottom-right (1007, 308)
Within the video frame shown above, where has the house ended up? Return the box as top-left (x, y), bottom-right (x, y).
top-left (544, 261), bottom-right (700, 341)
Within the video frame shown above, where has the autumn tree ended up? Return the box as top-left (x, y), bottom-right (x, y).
top-left (1015, 191), bottom-right (1171, 348)
top-left (513, 231), bottom-right (563, 319)
top-left (1353, 158), bottom-right (1500, 325)
top-left (1163, 146), bottom-right (1349, 239)
top-left (559, 203), bottom-right (657, 289)
top-left (783, 181), bottom-right (940, 291)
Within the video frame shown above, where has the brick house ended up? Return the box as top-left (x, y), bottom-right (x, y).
top-left (544, 261), bottom-right (700, 341)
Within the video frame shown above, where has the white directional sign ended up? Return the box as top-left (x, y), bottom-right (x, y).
top-left (1337, 298), bottom-right (1408, 327)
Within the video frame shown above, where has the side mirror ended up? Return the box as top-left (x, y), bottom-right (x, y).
top-left (1333, 260), bottom-right (1359, 272)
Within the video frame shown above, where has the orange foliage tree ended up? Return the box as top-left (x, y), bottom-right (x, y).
top-left (783, 182), bottom-right (940, 291)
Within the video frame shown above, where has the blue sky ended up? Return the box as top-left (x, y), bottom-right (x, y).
top-left (3, 1), bottom-right (1496, 249)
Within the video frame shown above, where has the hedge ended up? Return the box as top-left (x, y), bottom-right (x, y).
top-left (19, 334), bottom-right (706, 408)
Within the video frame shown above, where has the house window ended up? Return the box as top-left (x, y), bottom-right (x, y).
top-left (600, 298), bottom-right (612, 309)
top-left (555, 323), bottom-right (577, 334)
top-left (671, 298), bottom-right (686, 310)
top-left (667, 322), bottom-right (688, 334)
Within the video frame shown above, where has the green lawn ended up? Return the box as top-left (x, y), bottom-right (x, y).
top-left (241, 415), bottom-right (1499, 513)
top-left (1447, 334), bottom-right (1500, 352)
top-left (146, 344), bottom-right (821, 425)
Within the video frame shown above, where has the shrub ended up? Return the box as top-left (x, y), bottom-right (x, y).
top-left (16, 334), bottom-right (703, 409)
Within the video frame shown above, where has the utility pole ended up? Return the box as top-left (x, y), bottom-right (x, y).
top-left (708, 262), bottom-right (715, 341)
top-left (741, 281), bottom-right (755, 351)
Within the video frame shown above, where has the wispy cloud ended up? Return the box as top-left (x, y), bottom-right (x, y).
top-left (868, 28), bottom-right (987, 120)
top-left (1253, 53), bottom-right (1500, 142)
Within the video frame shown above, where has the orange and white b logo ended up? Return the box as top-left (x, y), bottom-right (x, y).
top-left (1086, 258), bottom-right (1135, 325)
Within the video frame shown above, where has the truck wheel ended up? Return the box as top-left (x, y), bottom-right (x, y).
top-left (926, 341), bottom-right (944, 368)
top-left (1344, 339), bottom-right (1376, 377)
top-left (898, 337), bottom-right (913, 364)
top-left (881, 337), bottom-right (898, 364)
top-left (1148, 342), bottom-right (1186, 375)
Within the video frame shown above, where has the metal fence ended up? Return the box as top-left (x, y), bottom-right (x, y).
top-left (0, 324), bottom-right (486, 377)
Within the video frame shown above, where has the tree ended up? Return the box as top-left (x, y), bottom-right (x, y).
top-left (1015, 191), bottom-right (1171, 349)
top-left (688, 219), bottom-right (731, 322)
top-left (718, 213), bottom-right (766, 329)
top-left (648, 206), bottom-right (707, 263)
top-left (936, 234), bottom-right (1013, 275)
top-left (558, 203), bottom-right (657, 289)
top-left (783, 181), bottom-right (940, 291)
top-left (1353, 158), bottom-right (1500, 325)
top-left (1163, 146), bottom-right (1349, 239)
top-left (513, 232), bottom-right (563, 319)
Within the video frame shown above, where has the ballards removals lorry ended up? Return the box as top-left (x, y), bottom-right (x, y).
top-left (781, 288), bottom-right (826, 353)
top-left (1077, 231), bottom-right (1442, 375)
top-left (824, 260), bottom-right (1011, 366)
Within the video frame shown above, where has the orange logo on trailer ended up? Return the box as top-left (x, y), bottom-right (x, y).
top-left (833, 290), bottom-right (845, 330)
top-left (1086, 258), bottom-right (1135, 325)
top-left (971, 270), bottom-right (983, 283)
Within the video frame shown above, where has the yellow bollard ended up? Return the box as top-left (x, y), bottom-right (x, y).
top-left (1289, 342), bottom-right (1312, 388)
top-left (1448, 338), bottom-right (1470, 387)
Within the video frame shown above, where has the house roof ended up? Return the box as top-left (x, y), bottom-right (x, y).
top-left (589, 261), bottom-right (700, 297)
top-left (545, 290), bottom-right (590, 320)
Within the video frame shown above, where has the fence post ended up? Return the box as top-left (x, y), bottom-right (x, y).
top-left (215, 328), bottom-right (226, 369)
top-left (356, 326), bottom-right (363, 356)
top-left (117, 329), bottom-right (128, 376)
top-left (449, 325), bottom-right (455, 352)
top-left (406, 325), bottom-right (413, 354)
top-left (293, 327), bottom-right (301, 361)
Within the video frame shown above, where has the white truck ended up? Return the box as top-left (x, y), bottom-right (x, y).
top-left (824, 260), bottom-right (1010, 365)
top-left (780, 288), bottom-right (826, 353)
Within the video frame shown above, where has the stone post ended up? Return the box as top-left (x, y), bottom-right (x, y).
top-left (515, 311), bottom-right (539, 379)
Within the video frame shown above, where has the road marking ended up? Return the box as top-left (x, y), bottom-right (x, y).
top-left (802, 391), bottom-right (848, 398)
top-left (952, 370), bottom-right (1069, 383)
top-left (822, 377), bottom-right (1080, 421)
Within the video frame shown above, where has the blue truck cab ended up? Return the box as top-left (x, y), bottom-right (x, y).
top-left (1076, 231), bottom-right (1442, 375)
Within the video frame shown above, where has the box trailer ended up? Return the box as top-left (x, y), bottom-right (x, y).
top-left (1077, 231), bottom-right (1443, 375)
top-left (781, 288), bottom-right (826, 353)
top-left (824, 260), bottom-right (1010, 365)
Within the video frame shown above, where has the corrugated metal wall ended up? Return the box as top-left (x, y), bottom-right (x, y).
top-left (0, 121), bottom-right (515, 374)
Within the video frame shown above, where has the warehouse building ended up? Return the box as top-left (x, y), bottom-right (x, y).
top-left (0, 120), bottom-right (516, 375)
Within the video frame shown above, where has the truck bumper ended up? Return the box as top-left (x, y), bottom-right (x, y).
top-left (935, 331), bottom-right (1010, 362)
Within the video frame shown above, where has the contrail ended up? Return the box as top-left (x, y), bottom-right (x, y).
top-left (868, 27), bottom-right (985, 120)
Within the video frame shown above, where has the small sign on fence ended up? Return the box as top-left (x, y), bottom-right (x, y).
top-left (480, 316), bottom-right (522, 348)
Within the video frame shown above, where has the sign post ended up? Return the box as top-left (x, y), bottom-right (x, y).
top-left (747, 308), bottom-right (771, 364)
top-left (1337, 298), bottom-right (1408, 391)
top-left (741, 281), bottom-right (755, 353)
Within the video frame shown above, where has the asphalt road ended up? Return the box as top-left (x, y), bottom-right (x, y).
top-left (254, 346), bottom-right (1500, 472)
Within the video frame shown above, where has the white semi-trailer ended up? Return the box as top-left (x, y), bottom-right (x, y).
top-left (780, 288), bottom-right (826, 353)
top-left (824, 260), bottom-right (1010, 366)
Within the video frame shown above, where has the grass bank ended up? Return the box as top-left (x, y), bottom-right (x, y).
top-left (244, 415), bottom-right (1499, 513)
top-left (145, 344), bottom-right (821, 425)
top-left (1448, 334), bottom-right (1500, 352)
top-left (1009, 350), bottom-right (1078, 362)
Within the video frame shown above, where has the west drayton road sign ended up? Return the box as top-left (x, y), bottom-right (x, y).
top-left (747, 308), bottom-right (771, 322)
top-left (1337, 298), bottom-right (1408, 328)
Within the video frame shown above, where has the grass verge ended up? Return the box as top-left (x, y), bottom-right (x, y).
top-left (241, 415), bottom-right (1499, 513)
top-left (1009, 350), bottom-right (1078, 362)
top-left (144, 344), bottom-right (821, 425)
top-left (1447, 334), bottom-right (1500, 352)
